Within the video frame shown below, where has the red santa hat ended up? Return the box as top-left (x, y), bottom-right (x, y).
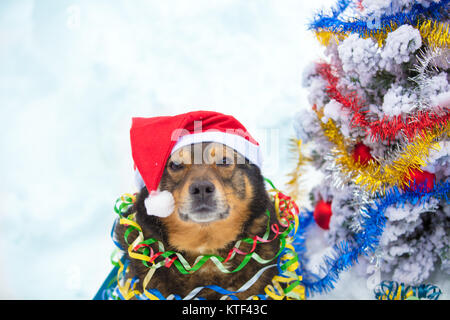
top-left (130, 110), bottom-right (262, 218)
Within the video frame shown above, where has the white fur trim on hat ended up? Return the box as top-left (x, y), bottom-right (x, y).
top-left (171, 131), bottom-right (263, 168)
top-left (144, 190), bottom-right (175, 218)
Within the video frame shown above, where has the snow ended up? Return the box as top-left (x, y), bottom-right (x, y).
top-left (338, 34), bottom-right (381, 87)
top-left (382, 85), bottom-right (418, 116)
top-left (426, 73), bottom-right (450, 108)
top-left (322, 99), bottom-right (344, 123)
top-left (380, 24), bottom-right (422, 68)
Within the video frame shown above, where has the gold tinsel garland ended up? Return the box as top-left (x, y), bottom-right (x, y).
top-left (314, 108), bottom-right (448, 194)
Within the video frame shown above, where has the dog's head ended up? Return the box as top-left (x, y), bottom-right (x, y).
top-left (164, 142), bottom-right (250, 224)
top-left (136, 142), bottom-right (270, 254)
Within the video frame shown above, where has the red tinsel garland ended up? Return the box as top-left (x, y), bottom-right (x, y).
top-left (316, 62), bottom-right (450, 142)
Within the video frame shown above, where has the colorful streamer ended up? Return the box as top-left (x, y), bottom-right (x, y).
top-left (264, 243), bottom-right (304, 300)
top-left (374, 280), bottom-right (442, 300)
top-left (117, 191), bottom-right (297, 276)
top-left (114, 262), bottom-right (278, 300)
top-left (96, 180), bottom-right (306, 300)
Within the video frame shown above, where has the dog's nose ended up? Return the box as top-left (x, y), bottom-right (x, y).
top-left (189, 180), bottom-right (215, 200)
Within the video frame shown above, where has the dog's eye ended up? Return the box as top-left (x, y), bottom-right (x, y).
top-left (217, 157), bottom-right (232, 167)
top-left (169, 161), bottom-right (184, 171)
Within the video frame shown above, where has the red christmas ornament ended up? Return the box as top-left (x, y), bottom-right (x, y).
top-left (352, 142), bottom-right (374, 166)
top-left (313, 200), bottom-right (333, 230)
top-left (404, 168), bottom-right (436, 192)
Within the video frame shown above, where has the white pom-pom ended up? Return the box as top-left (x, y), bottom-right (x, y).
top-left (144, 190), bottom-right (175, 218)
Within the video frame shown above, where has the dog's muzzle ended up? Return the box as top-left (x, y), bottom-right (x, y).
top-left (179, 180), bottom-right (229, 223)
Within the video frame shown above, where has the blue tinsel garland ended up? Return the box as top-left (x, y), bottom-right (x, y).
top-left (308, 0), bottom-right (449, 35)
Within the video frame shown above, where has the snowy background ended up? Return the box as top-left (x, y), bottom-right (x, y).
top-left (0, 0), bottom-right (416, 300)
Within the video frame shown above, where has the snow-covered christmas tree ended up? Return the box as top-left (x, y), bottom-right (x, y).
top-left (292, 0), bottom-right (449, 299)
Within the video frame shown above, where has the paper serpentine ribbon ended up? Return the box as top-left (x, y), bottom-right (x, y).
top-left (116, 185), bottom-right (298, 275)
top-left (110, 263), bottom-right (276, 300)
top-left (95, 179), bottom-right (305, 300)
top-left (374, 281), bottom-right (442, 300)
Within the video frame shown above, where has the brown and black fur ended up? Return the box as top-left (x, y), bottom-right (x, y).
top-left (115, 143), bottom-right (279, 299)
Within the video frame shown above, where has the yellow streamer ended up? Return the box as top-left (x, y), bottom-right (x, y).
top-left (116, 259), bottom-right (161, 300)
top-left (142, 267), bottom-right (157, 292)
top-left (116, 260), bottom-right (141, 300)
top-left (143, 290), bottom-right (160, 300)
top-left (122, 193), bottom-right (136, 203)
top-left (263, 241), bottom-right (305, 300)
top-left (264, 272), bottom-right (304, 300)
top-left (314, 108), bottom-right (448, 193)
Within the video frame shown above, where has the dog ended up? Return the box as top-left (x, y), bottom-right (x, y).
top-left (114, 142), bottom-right (280, 299)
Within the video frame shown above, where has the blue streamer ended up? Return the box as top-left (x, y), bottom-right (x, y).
top-left (296, 180), bottom-right (449, 298)
top-left (308, 0), bottom-right (449, 35)
top-left (374, 280), bottom-right (442, 300)
top-left (414, 284), bottom-right (442, 300)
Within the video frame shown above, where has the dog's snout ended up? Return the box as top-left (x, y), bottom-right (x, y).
top-left (178, 173), bottom-right (229, 223)
top-left (189, 180), bottom-right (215, 199)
